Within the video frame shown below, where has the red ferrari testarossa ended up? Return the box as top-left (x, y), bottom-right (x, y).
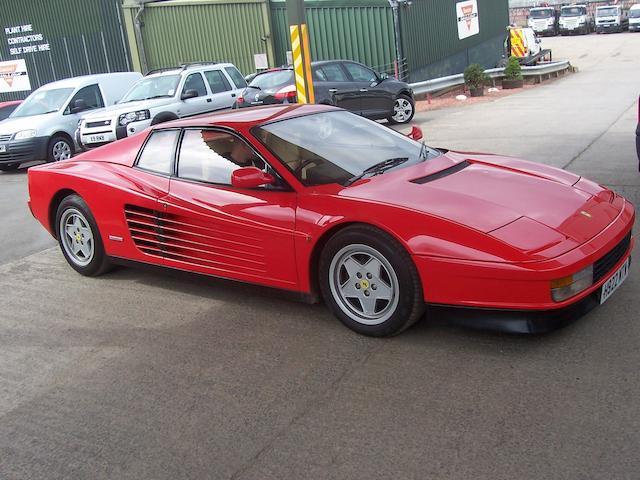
top-left (28, 105), bottom-right (634, 336)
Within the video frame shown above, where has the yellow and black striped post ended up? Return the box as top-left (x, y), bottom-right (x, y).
top-left (287, 0), bottom-right (314, 104)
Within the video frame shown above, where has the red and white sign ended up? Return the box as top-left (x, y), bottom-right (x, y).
top-left (0, 59), bottom-right (31, 93)
top-left (457, 0), bottom-right (480, 40)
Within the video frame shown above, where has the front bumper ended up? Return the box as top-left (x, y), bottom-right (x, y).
top-left (596, 23), bottom-right (621, 32)
top-left (79, 118), bottom-right (151, 149)
top-left (630, 24), bottom-right (640, 32)
top-left (0, 136), bottom-right (49, 165)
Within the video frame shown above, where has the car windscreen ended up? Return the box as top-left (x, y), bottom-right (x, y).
top-left (0, 104), bottom-right (19, 120)
top-left (120, 74), bottom-right (180, 103)
top-left (249, 70), bottom-right (294, 91)
top-left (631, 9), bottom-right (640, 18)
top-left (596, 7), bottom-right (618, 16)
top-left (11, 88), bottom-right (74, 117)
top-left (561, 7), bottom-right (586, 16)
top-left (254, 111), bottom-right (441, 186)
top-left (530, 9), bottom-right (553, 18)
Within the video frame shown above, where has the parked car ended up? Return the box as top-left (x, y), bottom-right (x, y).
top-left (236, 60), bottom-right (415, 124)
top-left (559, 5), bottom-right (593, 35)
top-left (78, 62), bottom-right (247, 150)
top-left (528, 6), bottom-right (559, 36)
top-left (0, 100), bottom-right (22, 121)
top-left (0, 72), bottom-right (141, 171)
top-left (27, 104), bottom-right (634, 337)
top-left (595, 5), bottom-right (628, 33)
top-left (628, 3), bottom-right (640, 31)
top-left (636, 95), bottom-right (639, 170)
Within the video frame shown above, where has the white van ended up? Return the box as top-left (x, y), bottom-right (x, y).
top-left (0, 72), bottom-right (141, 171)
top-left (630, 4), bottom-right (640, 31)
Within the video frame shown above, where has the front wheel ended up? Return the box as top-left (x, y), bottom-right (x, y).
top-left (388, 94), bottom-right (415, 124)
top-left (319, 225), bottom-right (424, 336)
top-left (56, 194), bottom-right (112, 276)
top-left (47, 135), bottom-right (73, 162)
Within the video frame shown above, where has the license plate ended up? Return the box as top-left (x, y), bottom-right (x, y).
top-left (87, 135), bottom-right (105, 143)
top-left (0, 145), bottom-right (5, 153)
top-left (600, 257), bottom-right (630, 304)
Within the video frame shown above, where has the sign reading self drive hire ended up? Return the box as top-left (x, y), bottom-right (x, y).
top-left (457, 0), bottom-right (480, 40)
top-left (0, 59), bottom-right (31, 93)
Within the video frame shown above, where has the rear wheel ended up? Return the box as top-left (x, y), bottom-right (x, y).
top-left (388, 94), bottom-right (415, 124)
top-left (47, 135), bottom-right (73, 162)
top-left (55, 194), bottom-right (111, 276)
top-left (319, 225), bottom-right (424, 336)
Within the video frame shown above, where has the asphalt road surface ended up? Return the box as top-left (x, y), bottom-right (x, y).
top-left (1, 33), bottom-right (639, 479)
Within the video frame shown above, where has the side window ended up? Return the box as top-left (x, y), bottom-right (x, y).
top-left (136, 130), bottom-right (178, 174)
top-left (319, 64), bottom-right (349, 82)
top-left (204, 70), bottom-right (232, 94)
top-left (312, 67), bottom-right (327, 82)
top-left (67, 84), bottom-right (104, 114)
top-left (343, 63), bottom-right (377, 82)
top-left (178, 129), bottom-right (264, 185)
top-left (183, 73), bottom-right (207, 97)
top-left (224, 66), bottom-right (247, 88)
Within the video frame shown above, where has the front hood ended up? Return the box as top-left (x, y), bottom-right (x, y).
top-left (342, 151), bottom-right (622, 251)
top-left (82, 98), bottom-right (174, 120)
top-left (0, 112), bottom-right (57, 135)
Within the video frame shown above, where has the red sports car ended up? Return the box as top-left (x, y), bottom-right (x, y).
top-left (27, 104), bottom-right (634, 336)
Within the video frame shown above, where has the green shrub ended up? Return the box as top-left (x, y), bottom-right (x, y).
top-left (503, 56), bottom-right (523, 80)
top-left (463, 63), bottom-right (489, 89)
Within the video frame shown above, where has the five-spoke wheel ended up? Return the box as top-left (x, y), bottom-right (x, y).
top-left (388, 94), bottom-right (415, 124)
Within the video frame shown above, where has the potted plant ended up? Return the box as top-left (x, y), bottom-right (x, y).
top-left (502, 56), bottom-right (524, 89)
top-left (463, 63), bottom-right (489, 97)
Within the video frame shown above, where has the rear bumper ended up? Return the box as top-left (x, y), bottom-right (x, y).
top-left (0, 136), bottom-right (48, 165)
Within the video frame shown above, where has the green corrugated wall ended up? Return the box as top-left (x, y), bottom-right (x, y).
top-left (125, 0), bottom-right (274, 76)
top-left (270, 0), bottom-right (396, 74)
top-left (401, 0), bottom-right (510, 81)
top-left (0, 0), bottom-right (131, 101)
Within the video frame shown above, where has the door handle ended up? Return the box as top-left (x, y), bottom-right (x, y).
top-left (207, 98), bottom-right (212, 103)
top-left (359, 88), bottom-right (368, 92)
top-left (329, 89), bottom-right (338, 93)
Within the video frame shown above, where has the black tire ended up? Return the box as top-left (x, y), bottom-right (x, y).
top-left (47, 135), bottom-right (73, 163)
top-left (55, 194), bottom-right (112, 277)
top-left (387, 93), bottom-right (415, 125)
top-left (0, 163), bottom-right (19, 171)
top-left (318, 225), bottom-right (424, 337)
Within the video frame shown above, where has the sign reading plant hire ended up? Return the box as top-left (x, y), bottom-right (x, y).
top-left (456, 0), bottom-right (480, 40)
top-left (0, 59), bottom-right (31, 93)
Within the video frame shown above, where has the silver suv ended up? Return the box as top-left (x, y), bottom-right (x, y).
top-left (78, 62), bottom-right (247, 149)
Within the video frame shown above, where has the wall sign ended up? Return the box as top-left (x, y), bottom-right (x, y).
top-left (4, 24), bottom-right (50, 55)
top-left (457, 0), bottom-right (480, 40)
top-left (0, 59), bottom-right (31, 93)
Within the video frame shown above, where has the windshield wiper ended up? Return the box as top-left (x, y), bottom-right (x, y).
top-left (146, 95), bottom-right (172, 99)
top-left (345, 157), bottom-right (409, 186)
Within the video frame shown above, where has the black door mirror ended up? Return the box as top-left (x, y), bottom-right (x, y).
top-left (70, 98), bottom-right (87, 114)
top-left (181, 89), bottom-right (199, 100)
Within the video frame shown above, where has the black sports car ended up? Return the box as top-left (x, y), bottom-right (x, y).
top-left (237, 60), bottom-right (415, 124)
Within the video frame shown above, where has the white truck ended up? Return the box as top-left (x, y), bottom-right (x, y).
top-left (628, 3), bottom-right (640, 32)
top-left (595, 5), bottom-right (628, 33)
top-left (528, 7), bottom-right (558, 36)
top-left (559, 4), bottom-right (593, 35)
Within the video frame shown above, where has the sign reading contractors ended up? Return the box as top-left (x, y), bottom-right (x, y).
top-left (456, 0), bottom-right (480, 40)
top-left (4, 23), bottom-right (50, 55)
top-left (0, 59), bottom-right (31, 93)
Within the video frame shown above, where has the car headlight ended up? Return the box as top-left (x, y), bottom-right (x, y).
top-left (14, 129), bottom-right (37, 140)
top-left (551, 264), bottom-right (594, 302)
top-left (118, 110), bottom-right (150, 127)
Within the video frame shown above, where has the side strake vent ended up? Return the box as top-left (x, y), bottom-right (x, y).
top-left (124, 204), bottom-right (267, 274)
top-left (411, 161), bottom-right (471, 184)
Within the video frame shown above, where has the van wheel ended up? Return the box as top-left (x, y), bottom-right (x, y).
top-left (48, 135), bottom-right (73, 162)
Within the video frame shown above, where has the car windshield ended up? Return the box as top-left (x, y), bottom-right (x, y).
top-left (631, 9), bottom-right (640, 18)
top-left (249, 70), bottom-right (294, 91)
top-left (561, 7), bottom-right (586, 16)
top-left (530, 9), bottom-right (553, 18)
top-left (120, 74), bottom-right (180, 103)
top-left (11, 88), bottom-right (73, 117)
top-left (254, 111), bottom-right (441, 186)
top-left (596, 7), bottom-right (618, 16)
